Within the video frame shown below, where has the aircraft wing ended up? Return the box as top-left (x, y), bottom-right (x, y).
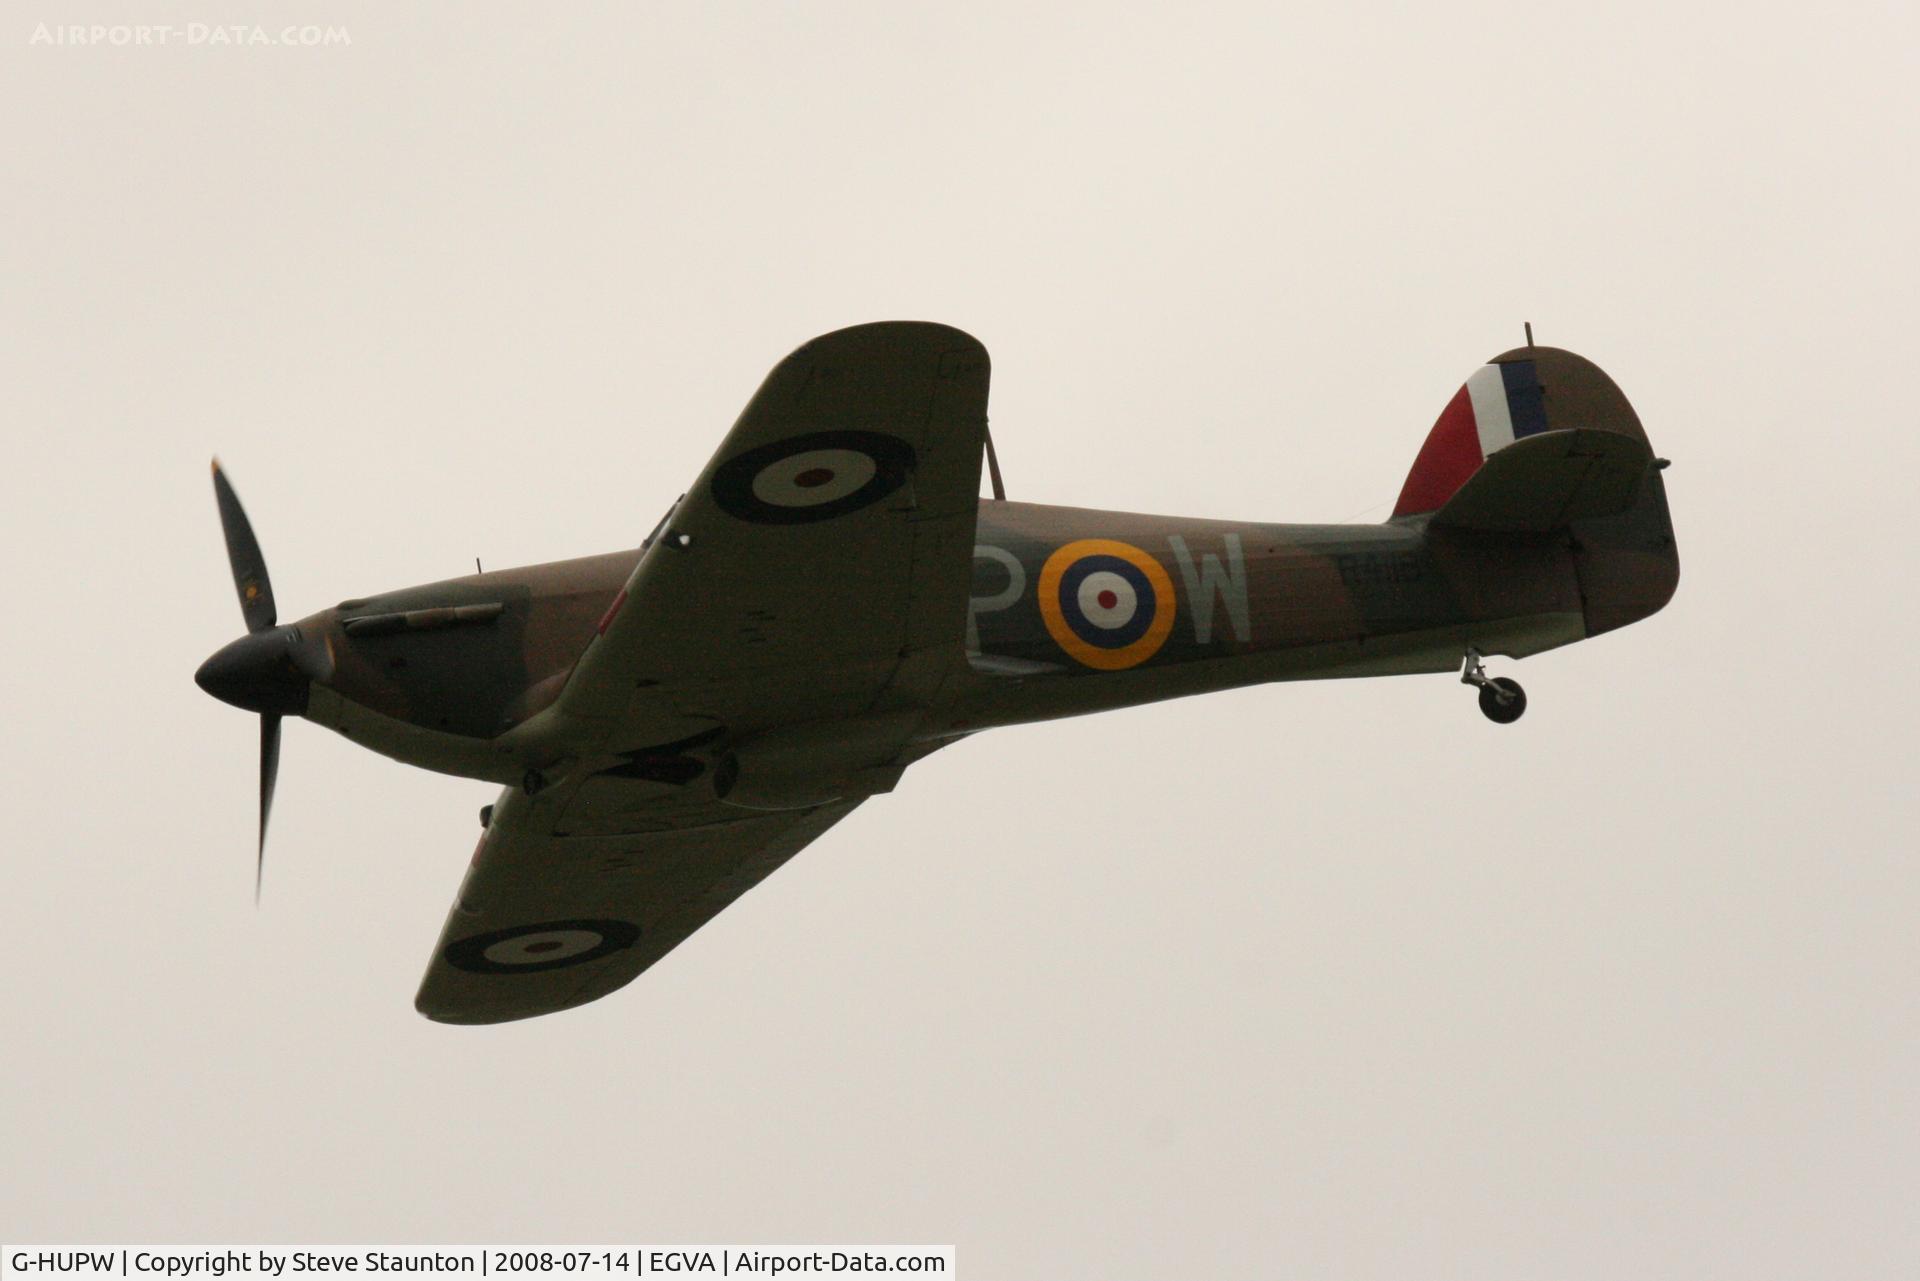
top-left (415, 322), bottom-right (988, 1023)
top-left (415, 780), bottom-right (865, 1024)
top-left (554, 320), bottom-right (991, 743)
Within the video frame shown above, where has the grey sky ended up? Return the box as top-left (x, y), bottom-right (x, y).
top-left (3, 2), bottom-right (1916, 1277)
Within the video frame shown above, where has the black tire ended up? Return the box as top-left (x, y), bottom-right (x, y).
top-left (1478, 677), bottom-right (1527, 724)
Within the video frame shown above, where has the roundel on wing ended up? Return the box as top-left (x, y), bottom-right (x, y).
top-left (444, 918), bottom-right (641, 975)
top-left (710, 430), bottom-right (915, 525)
top-left (1037, 539), bottom-right (1177, 670)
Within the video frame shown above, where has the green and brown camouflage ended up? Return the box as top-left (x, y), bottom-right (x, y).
top-left (253, 343), bottom-right (1674, 775)
top-left (194, 324), bottom-right (1678, 1021)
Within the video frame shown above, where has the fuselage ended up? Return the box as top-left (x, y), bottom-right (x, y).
top-left (251, 485), bottom-right (1673, 786)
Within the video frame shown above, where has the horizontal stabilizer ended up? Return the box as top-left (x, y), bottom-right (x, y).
top-left (1431, 428), bottom-right (1653, 533)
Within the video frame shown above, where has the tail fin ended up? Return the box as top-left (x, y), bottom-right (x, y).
top-left (1394, 346), bottom-right (1651, 522)
top-left (1395, 345), bottom-right (1679, 634)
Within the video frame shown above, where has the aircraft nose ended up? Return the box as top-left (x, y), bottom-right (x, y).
top-left (194, 627), bottom-right (316, 716)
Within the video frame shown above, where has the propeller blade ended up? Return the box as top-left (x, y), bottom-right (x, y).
top-left (211, 459), bottom-right (277, 634)
top-left (258, 713), bottom-right (281, 901)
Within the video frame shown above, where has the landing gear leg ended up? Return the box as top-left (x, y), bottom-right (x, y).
top-left (1461, 647), bottom-right (1526, 724)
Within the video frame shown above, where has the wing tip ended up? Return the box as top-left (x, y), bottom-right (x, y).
top-left (413, 958), bottom-right (650, 1027)
top-left (412, 991), bottom-right (582, 1027)
top-left (413, 987), bottom-right (518, 1026)
top-left (790, 319), bottom-right (987, 363)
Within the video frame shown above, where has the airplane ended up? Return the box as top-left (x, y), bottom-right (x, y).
top-left (195, 321), bottom-right (1679, 1024)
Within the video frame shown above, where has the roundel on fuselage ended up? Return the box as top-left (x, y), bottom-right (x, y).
top-left (1037, 539), bottom-right (1177, 670)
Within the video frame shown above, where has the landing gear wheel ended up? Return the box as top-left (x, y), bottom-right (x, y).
top-left (1478, 677), bottom-right (1526, 724)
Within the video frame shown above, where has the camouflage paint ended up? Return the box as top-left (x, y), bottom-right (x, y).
top-left (249, 345), bottom-right (1674, 783)
top-left (197, 325), bottom-right (1681, 1024)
